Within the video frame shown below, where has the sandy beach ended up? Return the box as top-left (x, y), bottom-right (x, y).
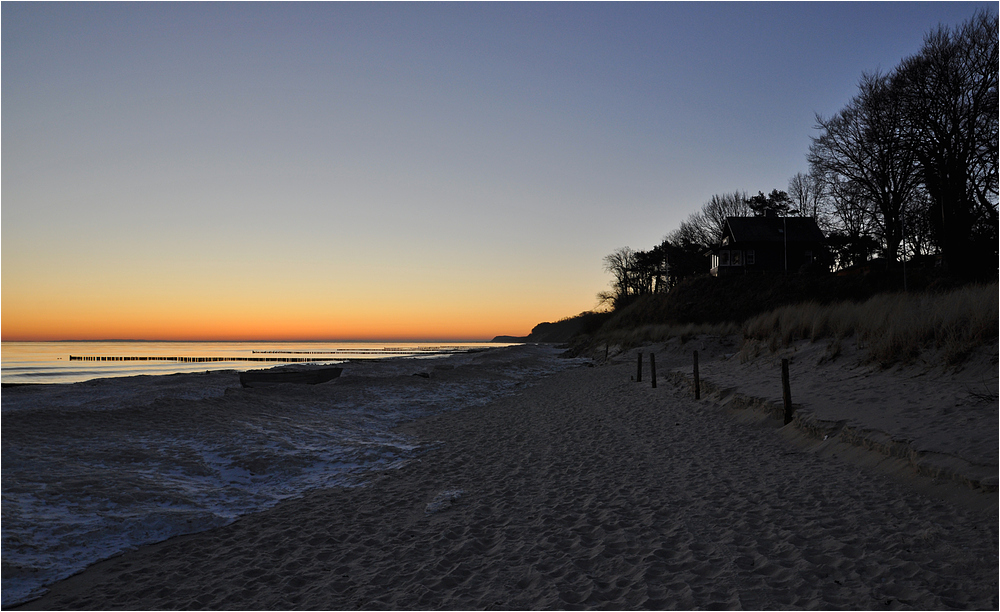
top-left (13, 341), bottom-right (999, 610)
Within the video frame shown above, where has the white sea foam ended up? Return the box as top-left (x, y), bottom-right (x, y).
top-left (1, 344), bottom-right (588, 606)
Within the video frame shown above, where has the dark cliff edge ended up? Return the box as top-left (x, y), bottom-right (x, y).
top-left (492, 311), bottom-right (613, 344)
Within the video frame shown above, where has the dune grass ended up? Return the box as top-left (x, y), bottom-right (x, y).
top-left (572, 276), bottom-right (996, 369)
top-left (576, 282), bottom-right (997, 369)
top-left (587, 322), bottom-right (742, 355)
top-left (741, 283), bottom-right (999, 367)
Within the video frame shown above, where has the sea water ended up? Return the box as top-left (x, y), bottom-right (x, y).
top-left (1, 343), bottom-right (587, 606)
top-left (1, 341), bottom-right (502, 385)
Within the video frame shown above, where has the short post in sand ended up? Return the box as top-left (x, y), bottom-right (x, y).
top-left (650, 353), bottom-right (656, 388)
top-left (693, 350), bottom-right (700, 400)
top-left (636, 352), bottom-right (643, 383)
top-left (781, 358), bottom-right (793, 425)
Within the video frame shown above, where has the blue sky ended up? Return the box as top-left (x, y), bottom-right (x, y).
top-left (3, 2), bottom-right (995, 340)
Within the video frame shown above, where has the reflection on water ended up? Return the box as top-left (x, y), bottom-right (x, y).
top-left (1, 341), bottom-right (507, 385)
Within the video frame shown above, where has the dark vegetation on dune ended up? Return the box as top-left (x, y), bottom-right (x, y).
top-left (493, 311), bottom-right (613, 344)
top-left (595, 269), bottom-right (965, 333)
top-left (503, 270), bottom-right (997, 370)
top-left (500, 269), bottom-right (964, 345)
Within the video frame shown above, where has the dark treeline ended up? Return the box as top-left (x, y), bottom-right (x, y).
top-left (601, 12), bottom-right (997, 310)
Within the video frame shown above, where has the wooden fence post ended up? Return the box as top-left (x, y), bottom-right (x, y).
top-left (781, 358), bottom-right (793, 425)
top-left (693, 350), bottom-right (700, 400)
top-left (650, 353), bottom-right (656, 388)
top-left (636, 352), bottom-right (643, 383)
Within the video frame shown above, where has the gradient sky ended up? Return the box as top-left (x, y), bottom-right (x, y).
top-left (3, 2), bottom-right (995, 341)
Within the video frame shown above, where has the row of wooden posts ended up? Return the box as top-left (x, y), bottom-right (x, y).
top-left (69, 355), bottom-right (332, 363)
top-left (635, 351), bottom-right (795, 425)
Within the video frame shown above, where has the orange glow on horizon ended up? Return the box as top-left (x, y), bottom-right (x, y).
top-left (1, 246), bottom-right (600, 343)
top-left (1, 311), bottom-right (537, 342)
top-left (1, 294), bottom-right (554, 342)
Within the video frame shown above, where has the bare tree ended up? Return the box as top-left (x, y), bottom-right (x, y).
top-left (665, 191), bottom-right (752, 252)
top-left (666, 211), bottom-right (714, 250)
top-left (600, 247), bottom-right (637, 309)
top-left (700, 191), bottom-right (752, 242)
top-left (788, 172), bottom-right (827, 220)
top-left (893, 10), bottom-right (999, 276)
top-left (820, 173), bottom-right (880, 268)
top-left (903, 189), bottom-right (937, 259)
top-left (808, 72), bottom-right (923, 267)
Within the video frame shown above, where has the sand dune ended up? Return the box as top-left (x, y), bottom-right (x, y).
top-left (661, 335), bottom-right (998, 491)
top-left (15, 344), bottom-right (998, 610)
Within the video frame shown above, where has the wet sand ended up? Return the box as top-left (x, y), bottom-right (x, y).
top-left (14, 346), bottom-right (999, 610)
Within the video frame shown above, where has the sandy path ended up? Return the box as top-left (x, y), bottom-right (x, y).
top-left (16, 361), bottom-right (998, 610)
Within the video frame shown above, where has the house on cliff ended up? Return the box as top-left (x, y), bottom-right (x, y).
top-left (711, 214), bottom-right (826, 276)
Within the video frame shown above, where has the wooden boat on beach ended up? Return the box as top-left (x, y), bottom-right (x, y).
top-left (239, 366), bottom-right (343, 388)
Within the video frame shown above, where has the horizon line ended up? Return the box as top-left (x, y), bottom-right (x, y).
top-left (2, 337), bottom-right (514, 344)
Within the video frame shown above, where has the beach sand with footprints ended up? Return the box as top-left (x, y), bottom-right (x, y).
top-left (15, 338), bottom-right (998, 610)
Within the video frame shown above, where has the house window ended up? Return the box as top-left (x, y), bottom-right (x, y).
top-left (719, 250), bottom-right (730, 266)
top-left (746, 250), bottom-right (755, 265)
top-left (731, 250), bottom-right (742, 266)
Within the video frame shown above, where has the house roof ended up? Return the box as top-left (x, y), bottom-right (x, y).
top-left (725, 216), bottom-right (825, 244)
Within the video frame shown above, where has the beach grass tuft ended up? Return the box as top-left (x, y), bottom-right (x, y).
top-left (741, 284), bottom-right (998, 367)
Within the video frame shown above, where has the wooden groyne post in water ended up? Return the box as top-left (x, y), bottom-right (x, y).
top-left (68, 355), bottom-right (334, 364)
top-left (636, 352), bottom-right (643, 383)
top-left (693, 350), bottom-right (700, 400)
top-left (650, 353), bottom-right (656, 388)
top-left (781, 358), bottom-right (793, 425)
